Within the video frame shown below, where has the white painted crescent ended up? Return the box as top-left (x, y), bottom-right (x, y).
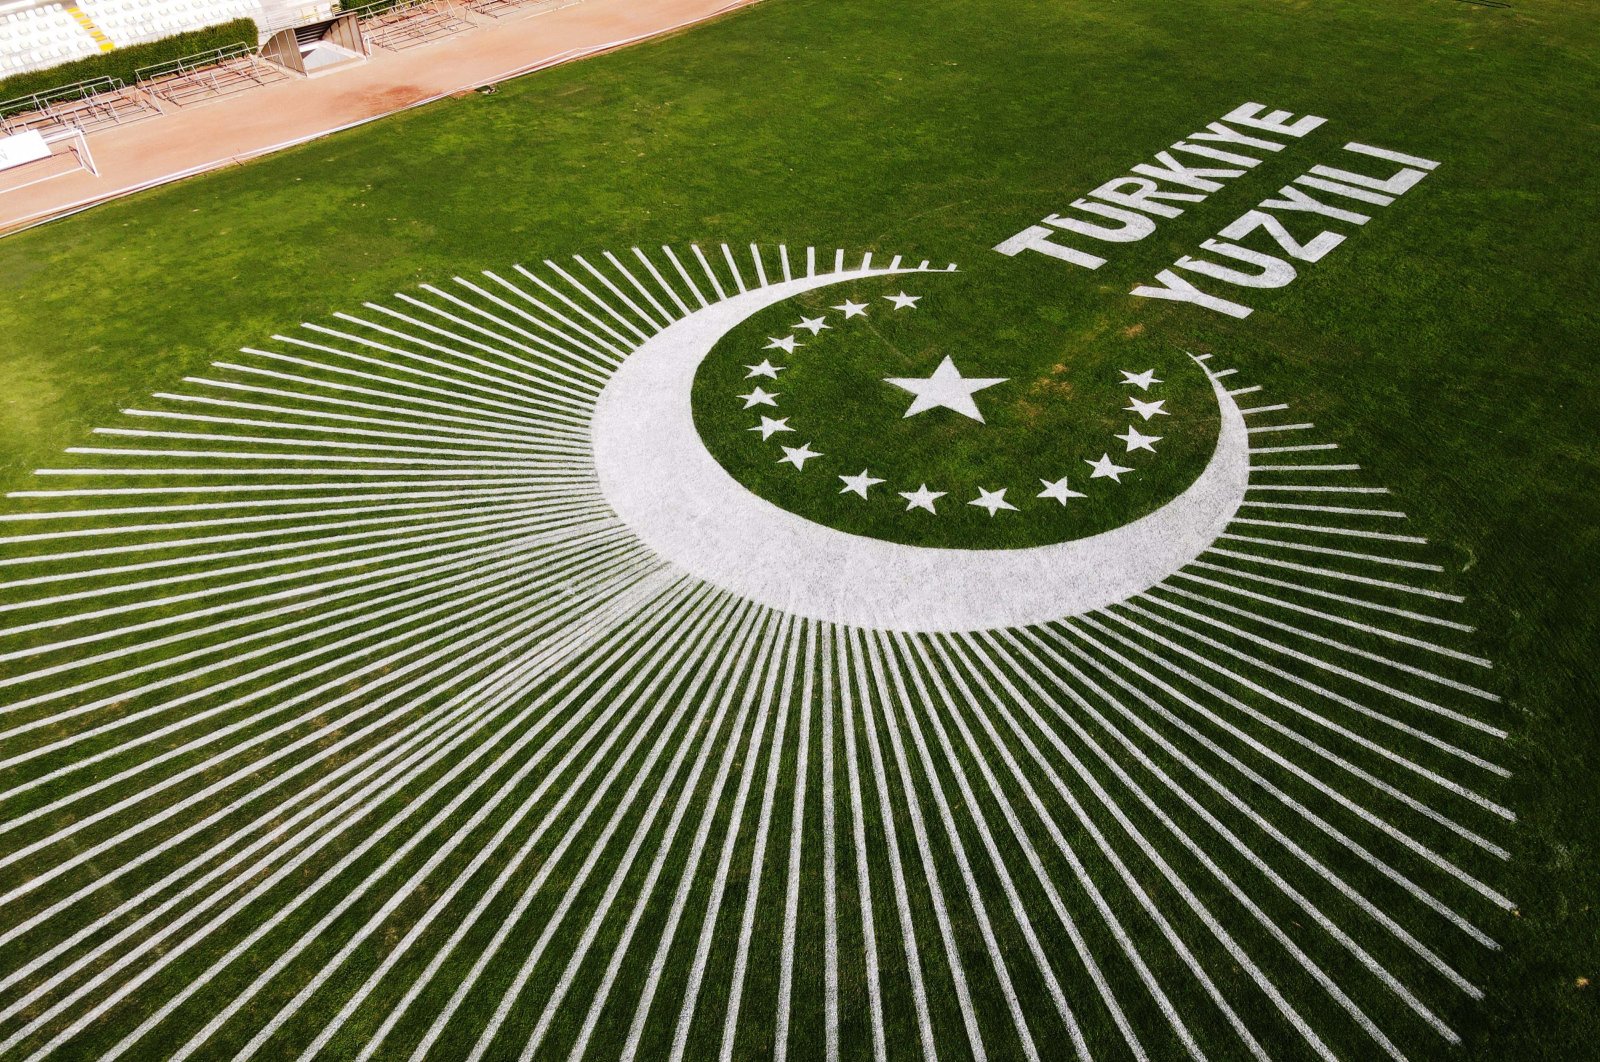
top-left (591, 265), bottom-right (1249, 631)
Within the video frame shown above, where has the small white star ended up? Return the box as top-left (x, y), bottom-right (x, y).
top-left (778, 442), bottom-right (823, 470)
top-left (832, 300), bottom-right (869, 319)
top-left (968, 487), bottom-right (1018, 517)
top-left (1086, 453), bottom-right (1134, 482)
top-left (748, 416), bottom-right (793, 440)
top-left (1120, 369), bottom-right (1162, 391)
top-left (739, 387), bottom-right (779, 409)
top-left (884, 356), bottom-right (1008, 423)
top-left (766, 335), bottom-right (801, 354)
top-left (1124, 397), bottom-right (1169, 420)
top-left (1117, 425), bottom-right (1162, 453)
top-left (794, 315), bottom-right (830, 335)
top-left (883, 292), bottom-right (921, 310)
top-left (838, 469), bottom-right (886, 499)
top-left (1037, 476), bottom-right (1086, 504)
top-left (900, 484), bottom-right (946, 514)
top-left (745, 359), bottom-right (784, 379)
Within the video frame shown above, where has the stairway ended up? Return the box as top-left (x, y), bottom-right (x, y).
top-left (64, 3), bottom-right (116, 53)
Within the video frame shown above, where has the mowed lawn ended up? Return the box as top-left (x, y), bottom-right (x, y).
top-left (0, 0), bottom-right (1597, 1058)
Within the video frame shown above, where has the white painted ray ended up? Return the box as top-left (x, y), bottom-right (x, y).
top-left (592, 268), bottom-right (1249, 631)
top-left (0, 555), bottom-right (666, 1006)
top-left (4, 565), bottom-right (678, 1056)
top-left (1012, 626), bottom-right (1465, 1039)
top-left (31, 571), bottom-right (686, 1062)
top-left (0, 244), bottom-right (1515, 1062)
top-left (354, 592), bottom-right (747, 1062)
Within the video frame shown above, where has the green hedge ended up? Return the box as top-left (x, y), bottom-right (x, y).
top-left (0, 18), bottom-right (258, 103)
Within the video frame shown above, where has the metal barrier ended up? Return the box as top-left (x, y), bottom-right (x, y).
top-left (135, 42), bottom-right (289, 107)
top-left (0, 77), bottom-right (157, 136)
top-left (351, 0), bottom-right (473, 50)
top-left (465, 0), bottom-right (579, 20)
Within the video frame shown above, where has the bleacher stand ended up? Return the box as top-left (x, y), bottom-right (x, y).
top-left (0, 4), bottom-right (102, 78)
top-left (76, 0), bottom-right (262, 48)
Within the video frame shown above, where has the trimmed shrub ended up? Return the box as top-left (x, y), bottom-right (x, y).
top-left (0, 18), bottom-right (259, 102)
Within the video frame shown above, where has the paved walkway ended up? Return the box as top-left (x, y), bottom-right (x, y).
top-left (0, 0), bottom-right (751, 234)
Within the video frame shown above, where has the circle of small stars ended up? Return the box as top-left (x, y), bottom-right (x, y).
top-left (733, 293), bottom-right (1171, 519)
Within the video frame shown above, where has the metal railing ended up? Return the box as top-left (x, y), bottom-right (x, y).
top-left (135, 41), bottom-right (258, 85)
top-left (0, 77), bottom-right (155, 136)
top-left (135, 42), bottom-right (287, 106)
top-left (349, 0), bottom-right (471, 50)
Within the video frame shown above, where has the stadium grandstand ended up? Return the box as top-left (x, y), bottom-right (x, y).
top-left (0, 0), bottom-right (337, 77)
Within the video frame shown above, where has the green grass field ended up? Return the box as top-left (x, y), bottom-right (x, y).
top-left (0, 0), bottom-right (1596, 1058)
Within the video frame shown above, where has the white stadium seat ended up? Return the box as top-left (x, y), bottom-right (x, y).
top-left (0, 3), bottom-right (101, 80)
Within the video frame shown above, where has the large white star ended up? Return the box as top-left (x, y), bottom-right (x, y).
top-left (745, 359), bottom-right (784, 379)
top-left (1124, 396), bottom-right (1169, 420)
top-left (884, 356), bottom-right (1008, 423)
top-left (794, 316), bottom-right (830, 335)
top-left (739, 387), bottom-right (779, 409)
top-left (766, 335), bottom-right (802, 354)
top-left (832, 300), bottom-right (869, 319)
top-left (1037, 476), bottom-right (1086, 504)
top-left (968, 487), bottom-right (1018, 517)
top-left (778, 442), bottom-right (822, 470)
top-left (1117, 425), bottom-right (1162, 453)
top-left (1120, 368), bottom-right (1162, 391)
top-left (838, 469), bottom-right (885, 499)
top-left (899, 484), bottom-right (946, 514)
top-left (1085, 453), bottom-right (1134, 482)
top-left (748, 416), bottom-right (792, 440)
top-left (883, 292), bottom-right (921, 310)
